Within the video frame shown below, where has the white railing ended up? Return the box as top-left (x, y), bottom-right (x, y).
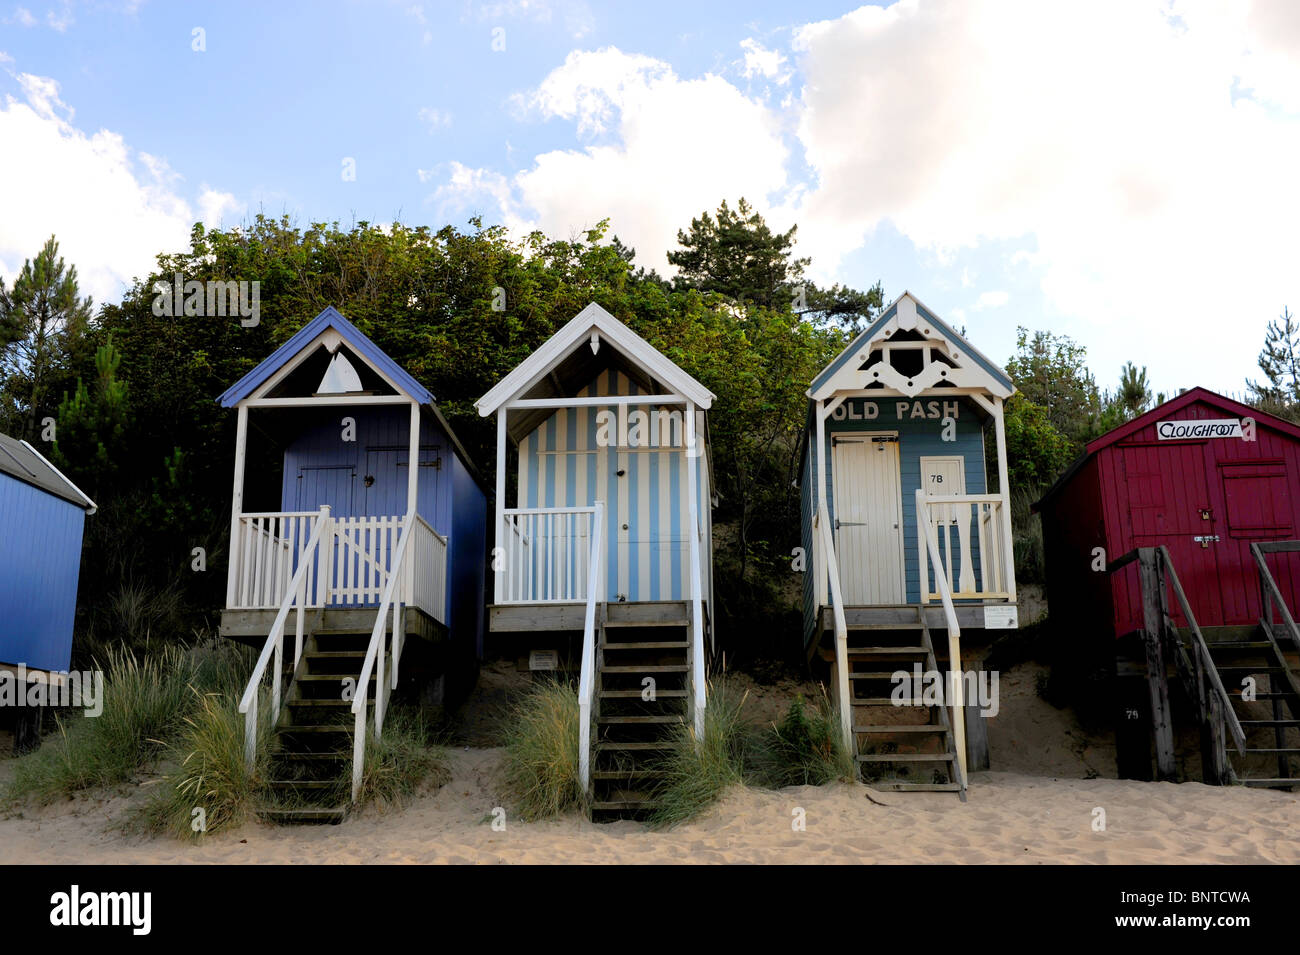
top-left (687, 507), bottom-right (707, 741)
top-left (916, 489), bottom-right (969, 797)
top-left (351, 512), bottom-right (419, 803)
top-left (229, 511), bottom-right (322, 609)
top-left (327, 515), bottom-right (405, 607)
top-left (497, 506), bottom-right (596, 603)
top-left (407, 515), bottom-right (448, 621)
top-left (815, 503), bottom-right (855, 758)
top-left (577, 501), bottom-right (606, 793)
top-left (917, 493), bottom-right (1015, 602)
top-left (238, 506), bottom-right (331, 768)
top-left (236, 506), bottom-right (450, 774)
top-left (227, 511), bottom-right (447, 624)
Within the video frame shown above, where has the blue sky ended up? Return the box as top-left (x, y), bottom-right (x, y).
top-left (2, 0), bottom-right (1298, 398)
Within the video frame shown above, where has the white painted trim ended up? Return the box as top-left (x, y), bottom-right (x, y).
top-left (814, 400), bottom-right (828, 610)
top-left (685, 401), bottom-right (706, 740)
top-left (494, 410), bottom-right (507, 604)
top-left (808, 290), bottom-right (1014, 402)
top-left (406, 402), bottom-right (420, 518)
top-left (19, 440), bottom-right (96, 513)
top-left (504, 393), bottom-right (687, 410)
top-left (475, 302), bottom-right (714, 416)
top-left (242, 395), bottom-right (413, 408)
top-left (247, 327), bottom-right (414, 403)
top-left (227, 404), bottom-right (249, 608)
top-left (992, 396), bottom-right (1017, 602)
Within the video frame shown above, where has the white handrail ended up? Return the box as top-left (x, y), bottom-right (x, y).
top-left (577, 501), bottom-right (605, 793)
top-left (688, 501), bottom-right (707, 741)
top-left (815, 502), bottom-right (854, 757)
top-left (915, 489), bottom-right (969, 796)
top-left (238, 505), bottom-right (331, 768)
top-left (350, 511), bottom-right (418, 803)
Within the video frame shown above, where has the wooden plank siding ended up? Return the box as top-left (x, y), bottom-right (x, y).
top-left (1040, 392), bottom-right (1300, 636)
top-left (818, 396), bottom-right (988, 606)
top-left (0, 475), bottom-right (86, 671)
top-left (515, 368), bottom-right (712, 604)
top-left (276, 405), bottom-right (486, 650)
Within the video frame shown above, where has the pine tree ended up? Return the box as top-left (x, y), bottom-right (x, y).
top-left (0, 236), bottom-right (93, 439)
top-left (1248, 307), bottom-right (1300, 420)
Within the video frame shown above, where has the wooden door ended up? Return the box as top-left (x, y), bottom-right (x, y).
top-left (832, 435), bottom-right (905, 604)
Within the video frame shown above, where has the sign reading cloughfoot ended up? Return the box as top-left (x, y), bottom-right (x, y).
top-left (1156, 418), bottom-right (1244, 440)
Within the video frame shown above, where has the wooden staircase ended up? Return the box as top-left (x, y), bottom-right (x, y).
top-left (1210, 625), bottom-right (1300, 789)
top-left (589, 601), bottom-right (692, 821)
top-left (1117, 544), bottom-right (1300, 790)
top-left (842, 604), bottom-right (964, 795)
top-left (259, 626), bottom-right (377, 825)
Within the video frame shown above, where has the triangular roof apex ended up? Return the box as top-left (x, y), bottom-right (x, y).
top-left (475, 302), bottom-right (715, 416)
top-left (807, 290), bottom-right (1015, 400)
top-left (216, 306), bottom-right (434, 408)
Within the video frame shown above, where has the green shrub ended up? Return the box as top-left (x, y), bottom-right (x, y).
top-left (749, 692), bottom-right (854, 788)
top-left (647, 681), bottom-right (749, 829)
top-left (501, 680), bottom-right (584, 820)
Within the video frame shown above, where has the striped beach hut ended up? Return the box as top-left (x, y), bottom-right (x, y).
top-left (475, 302), bottom-right (715, 819)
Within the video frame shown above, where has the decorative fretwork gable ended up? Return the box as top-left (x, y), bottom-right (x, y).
top-left (808, 292), bottom-right (1014, 402)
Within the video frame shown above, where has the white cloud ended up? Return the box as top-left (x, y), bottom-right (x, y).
top-left (8, 7), bottom-right (36, 27)
top-left (45, 2), bottom-right (71, 31)
top-left (405, 5), bottom-right (433, 45)
top-left (0, 70), bottom-right (238, 302)
top-left (790, 0), bottom-right (1300, 383)
top-left (438, 47), bottom-right (790, 272)
top-left (973, 290), bottom-right (1008, 309)
top-left (418, 106), bottom-right (452, 130)
top-left (198, 187), bottom-right (242, 228)
top-left (739, 38), bottom-right (791, 85)
top-left (473, 0), bottom-right (595, 40)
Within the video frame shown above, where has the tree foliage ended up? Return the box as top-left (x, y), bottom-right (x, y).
top-left (1247, 307), bottom-right (1300, 422)
top-left (0, 235), bottom-right (94, 440)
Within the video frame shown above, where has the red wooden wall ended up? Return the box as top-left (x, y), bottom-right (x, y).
top-left (1040, 393), bottom-right (1300, 637)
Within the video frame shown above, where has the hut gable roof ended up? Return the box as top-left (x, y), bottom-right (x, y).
top-left (0, 432), bottom-right (96, 512)
top-left (474, 302), bottom-right (715, 420)
top-left (808, 290), bottom-right (1015, 401)
top-left (1035, 387), bottom-right (1300, 509)
top-left (217, 306), bottom-right (434, 408)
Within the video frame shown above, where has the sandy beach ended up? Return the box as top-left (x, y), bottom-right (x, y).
top-left (2, 745), bottom-right (1298, 865)
top-left (2, 659), bottom-right (1296, 864)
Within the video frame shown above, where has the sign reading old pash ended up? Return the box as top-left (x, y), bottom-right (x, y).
top-left (1156, 418), bottom-right (1243, 440)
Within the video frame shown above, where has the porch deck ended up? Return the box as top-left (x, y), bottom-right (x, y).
top-left (489, 598), bottom-right (695, 633)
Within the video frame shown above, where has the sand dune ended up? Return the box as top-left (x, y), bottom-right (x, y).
top-left (2, 747), bottom-right (1298, 864)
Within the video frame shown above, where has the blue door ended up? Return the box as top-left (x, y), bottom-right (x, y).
top-left (295, 465), bottom-right (357, 516)
top-left (363, 445), bottom-right (440, 519)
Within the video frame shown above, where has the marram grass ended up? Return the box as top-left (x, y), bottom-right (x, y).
top-left (501, 679), bottom-right (585, 820)
top-left (8, 646), bottom-right (194, 804)
top-left (137, 688), bottom-right (271, 840)
top-left (647, 681), bottom-right (749, 829)
top-left (357, 706), bottom-right (450, 810)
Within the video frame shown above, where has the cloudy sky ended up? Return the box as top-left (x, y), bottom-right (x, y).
top-left (1, 0), bottom-right (1297, 396)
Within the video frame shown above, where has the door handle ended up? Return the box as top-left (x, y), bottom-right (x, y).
top-left (835, 520), bottom-right (867, 529)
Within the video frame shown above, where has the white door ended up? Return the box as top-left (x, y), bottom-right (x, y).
top-left (920, 455), bottom-right (975, 594)
top-left (832, 435), bottom-right (905, 604)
